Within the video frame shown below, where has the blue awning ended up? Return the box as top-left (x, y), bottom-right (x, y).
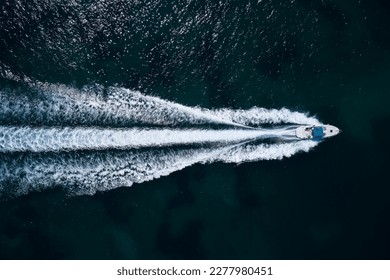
top-left (312, 127), bottom-right (324, 139)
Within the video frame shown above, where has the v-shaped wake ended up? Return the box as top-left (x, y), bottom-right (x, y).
top-left (0, 81), bottom-right (321, 197)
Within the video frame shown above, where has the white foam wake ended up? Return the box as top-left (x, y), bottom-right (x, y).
top-left (0, 79), bottom-right (323, 198)
top-left (208, 107), bottom-right (321, 126)
top-left (0, 82), bottom-right (321, 128)
top-left (0, 126), bottom-right (296, 153)
top-left (213, 140), bottom-right (318, 162)
top-left (0, 140), bottom-right (317, 197)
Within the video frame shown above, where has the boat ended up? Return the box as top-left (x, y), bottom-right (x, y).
top-left (296, 125), bottom-right (340, 140)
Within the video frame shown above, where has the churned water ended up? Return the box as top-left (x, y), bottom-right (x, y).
top-left (0, 0), bottom-right (389, 259)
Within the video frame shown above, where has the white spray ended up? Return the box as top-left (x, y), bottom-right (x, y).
top-left (0, 81), bottom-right (322, 197)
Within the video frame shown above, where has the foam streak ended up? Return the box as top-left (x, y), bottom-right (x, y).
top-left (0, 126), bottom-right (296, 152)
top-left (0, 80), bottom-right (322, 198)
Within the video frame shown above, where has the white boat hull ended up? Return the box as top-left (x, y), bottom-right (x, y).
top-left (296, 125), bottom-right (340, 140)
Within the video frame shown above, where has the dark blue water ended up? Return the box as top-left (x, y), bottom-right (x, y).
top-left (0, 0), bottom-right (390, 259)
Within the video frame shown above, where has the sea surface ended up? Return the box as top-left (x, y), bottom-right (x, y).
top-left (0, 0), bottom-right (389, 259)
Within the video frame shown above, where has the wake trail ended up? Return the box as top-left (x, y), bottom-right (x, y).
top-left (0, 126), bottom-right (296, 152)
top-left (0, 78), bottom-right (323, 198)
top-left (0, 82), bottom-right (320, 128)
top-left (0, 140), bottom-right (317, 197)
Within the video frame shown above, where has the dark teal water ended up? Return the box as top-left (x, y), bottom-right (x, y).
top-left (0, 0), bottom-right (390, 259)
